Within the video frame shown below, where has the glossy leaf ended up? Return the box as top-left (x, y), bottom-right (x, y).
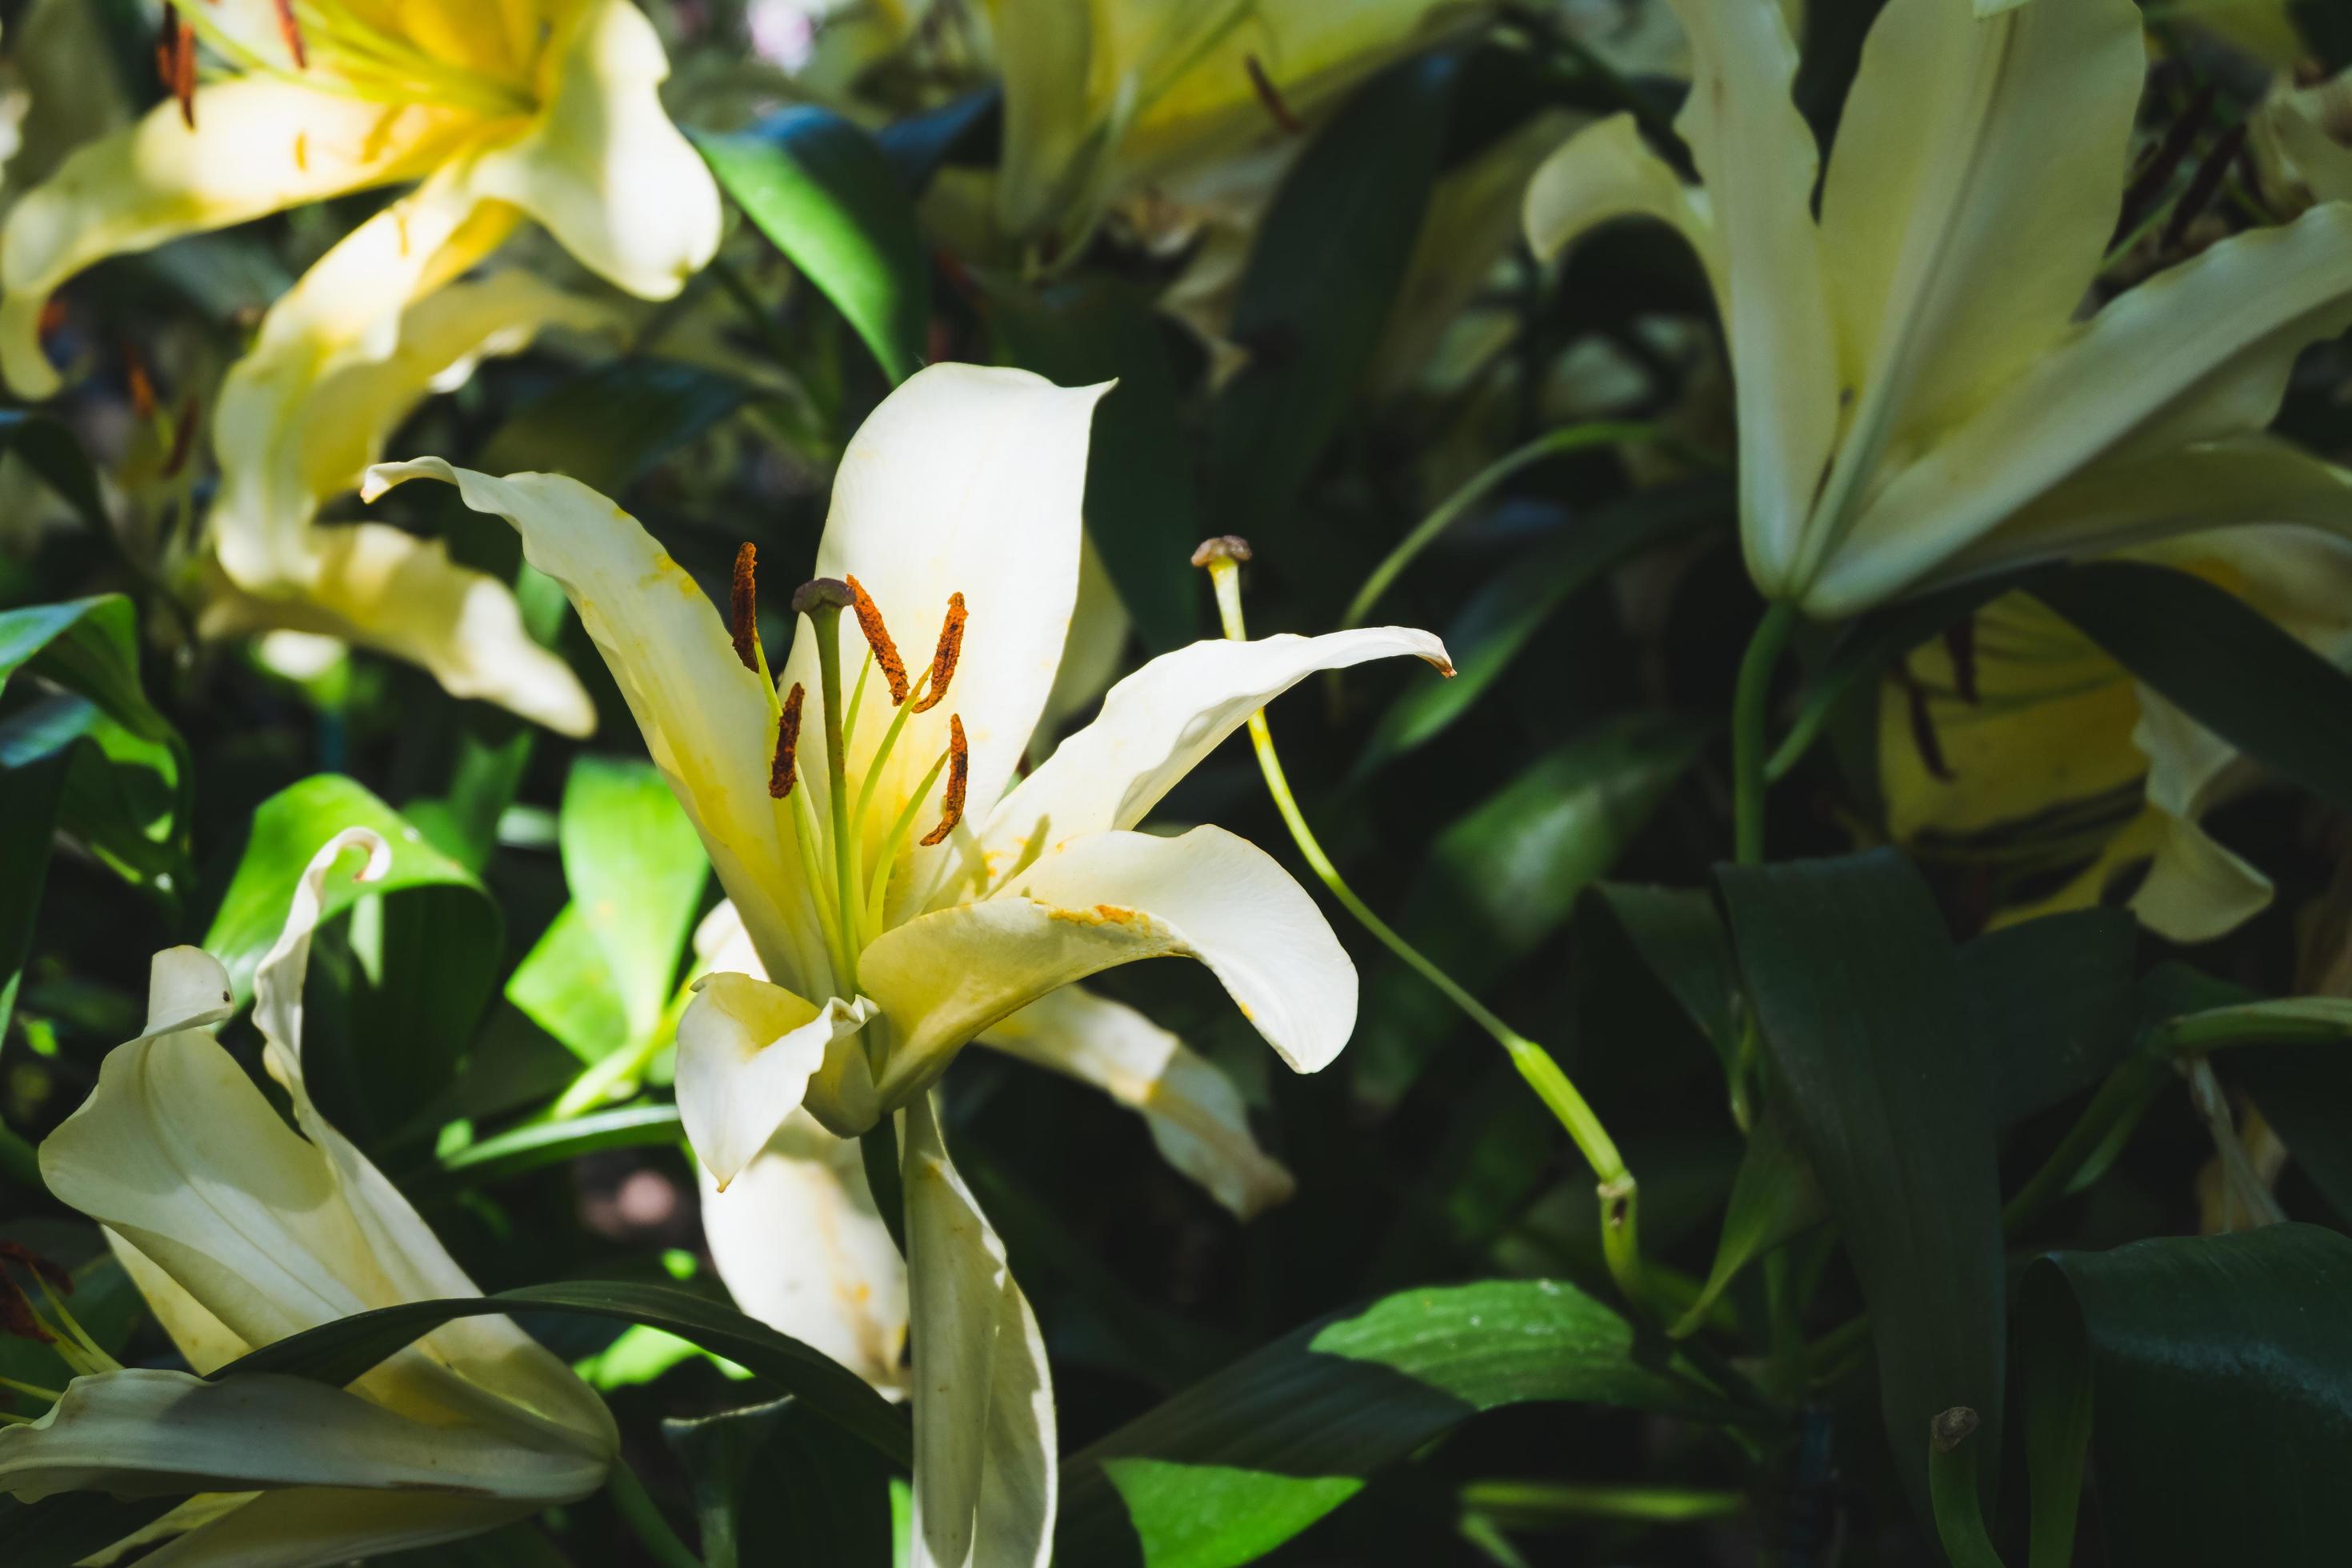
top-left (557, 754), bottom-right (704, 1046)
top-left (662, 1396), bottom-right (895, 1568)
top-left (0, 595), bottom-right (170, 744)
top-left (1671, 1102), bottom-right (1823, 1338)
top-left (1964, 908), bottom-right (2140, 1126)
top-left (478, 357), bottom-right (754, 498)
top-left (2034, 560), bottom-right (2352, 813)
top-left (1717, 850), bottom-right (2005, 1514)
top-left (696, 109), bottom-right (930, 384)
top-left (417, 1104), bottom-right (686, 1190)
top-left (2019, 1225), bottom-right (2352, 1568)
top-left (1057, 1278), bottom-right (1735, 1566)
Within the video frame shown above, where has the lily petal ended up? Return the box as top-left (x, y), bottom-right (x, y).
top-left (0, 82), bottom-right (470, 397)
top-left (1655, 0), bottom-right (1840, 590)
top-left (698, 1112), bottom-right (908, 1392)
top-left (363, 458), bottom-right (832, 996)
top-left (0, 1368), bottom-right (602, 1506)
top-left (777, 366), bottom-right (1109, 893)
top-left (1823, 203), bottom-right (2352, 614)
top-left (136, 1488), bottom-right (531, 1568)
top-left (902, 1094), bottom-right (1054, 1568)
top-left (979, 986), bottom-right (1295, 1220)
top-left (198, 522), bottom-right (595, 738)
top-left (677, 974), bottom-right (876, 1191)
top-left (962, 629), bottom-right (1450, 905)
top-left (1806, 0), bottom-right (2142, 568)
top-left (464, 0), bottom-right (721, 300)
top-left (862, 826), bottom-right (1356, 1113)
top-left (137, 946), bottom-right (235, 1041)
top-left (1523, 113), bottom-right (1722, 291)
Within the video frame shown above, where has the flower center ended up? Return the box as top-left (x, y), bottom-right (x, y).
top-left (171, 2), bottom-right (539, 126)
top-left (0, 1243), bottom-right (121, 1422)
top-left (730, 545), bottom-right (968, 998)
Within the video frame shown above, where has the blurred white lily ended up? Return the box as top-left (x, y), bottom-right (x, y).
top-left (0, 0), bottom-right (719, 731)
top-left (366, 360), bottom-right (1449, 1566)
top-left (1883, 526), bottom-right (2352, 943)
top-left (994, 0), bottom-right (1475, 248)
top-left (0, 829), bottom-right (617, 1566)
top-left (1524, 0), bottom-right (2352, 617)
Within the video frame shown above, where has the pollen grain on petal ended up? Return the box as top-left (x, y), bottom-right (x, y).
top-left (730, 542), bottom-right (762, 673)
top-left (770, 682), bottom-right (806, 799)
top-left (910, 591), bottom-right (966, 714)
top-left (846, 575), bottom-right (910, 705)
top-left (918, 714), bottom-right (969, 846)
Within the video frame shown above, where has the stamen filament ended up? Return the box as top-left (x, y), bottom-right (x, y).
top-left (34, 1275), bottom-right (114, 1373)
top-left (787, 765), bottom-right (851, 989)
top-left (794, 582), bottom-right (864, 990)
top-left (0, 1373), bottom-right (60, 1403)
top-left (849, 666), bottom-right (931, 852)
top-left (841, 650), bottom-right (875, 754)
top-left (868, 748), bottom-right (952, 930)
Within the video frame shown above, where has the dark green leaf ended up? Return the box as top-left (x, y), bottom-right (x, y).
top-left (0, 1494), bottom-right (178, 1568)
top-left (1058, 1278), bottom-right (1734, 1567)
top-left (1962, 908), bottom-right (2139, 1127)
top-left (696, 109), bottom-right (930, 383)
top-left (1358, 479), bottom-right (1727, 773)
top-left (2034, 559), bottom-right (2352, 813)
top-left (478, 357), bottom-right (754, 497)
top-left (1672, 1102), bottom-right (1823, 1338)
top-left (420, 1104), bottom-right (686, 1189)
top-left (2231, 1044), bottom-right (2352, 1226)
top-left (1717, 850), bottom-right (2005, 1514)
top-left (662, 1396), bottom-right (894, 1568)
top-left (878, 86), bottom-right (1000, 191)
top-left (0, 411), bottom-right (108, 534)
top-left (1208, 53), bottom-right (1459, 539)
top-left (215, 1279), bottom-right (910, 1468)
top-left (0, 742), bottom-right (74, 1043)
top-left (990, 278), bottom-right (1199, 650)
top-left (2019, 1224), bottom-right (2352, 1568)
top-left (0, 595), bottom-right (171, 744)
top-left (1574, 882), bottom-right (1744, 1067)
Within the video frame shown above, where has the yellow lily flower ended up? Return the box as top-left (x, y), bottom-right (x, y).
top-left (1523, 0), bottom-right (2352, 617)
top-left (0, 828), bottom-right (617, 1566)
top-left (364, 360), bottom-right (1449, 1564)
top-left (992, 0), bottom-right (1475, 246)
top-left (0, 0), bottom-right (719, 730)
top-left (1882, 526), bottom-right (2352, 942)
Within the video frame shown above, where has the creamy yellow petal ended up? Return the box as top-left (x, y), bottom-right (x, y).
top-left (775, 365), bottom-right (1109, 910)
top-left (363, 458), bottom-right (833, 995)
top-left (902, 1092), bottom-right (1054, 1568)
top-left (676, 974), bottom-right (875, 1190)
top-left (861, 826), bottom-right (1355, 1117)
top-left (2260, 73), bottom-right (2352, 206)
top-left (1822, 204), bottom-right (2352, 614)
top-left (1804, 0), bottom-right (2143, 580)
top-left (698, 1113), bottom-right (908, 1393)
top-left (0, 1369), bottom-right (602, 1506)
top-left (465, 0), bottom-right (720, 300)
top-left (198, 522), bottom-right (595, 737)
top-left (0, 82), bottom-right (470, 397)
top-left (965, 629), bottom-right (1448, 905)
top-left (106, 1232), bottom-right (251, 1376)
top-left (1658, 0), bottom-right (1840, 593)
top-left (1523, 113), bottom-right (1722, 292)
top-left (979, 986), bottom-right (1294, 1219)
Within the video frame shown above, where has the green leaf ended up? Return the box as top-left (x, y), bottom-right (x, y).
top-left (0, 411), bottom-right (108, 534)
top-left (0, 742), bottom-right (74, 1044)
top-left (0, 1494), bottom-right (178, 1568)
top-left (0, 595), bottom-right (170, 744)
top-left (202, 774), bottom-right (501, 1142)
top-left (1573, 882), bottom-right (1744, 1069)
top-left (420, 1104), bottom-right (686, 1189)
top-left (507, 904), bottom-right (632, 1062)
top-left (1208, 53), bottom-right (1458, 541)
top-left (214, 1279), bottom-right (910, 1467)
top-left (2033, 559), bottom-right (2352, 813)
top-left (1057, 1278), bottom-right (1735, 1566)
top-left (1671, 1102), bottom-right (1823, 1338)
top-left (557, 755), bottom-right (706, 1045)
top-left (696, 109), bottom-right (930, 384)
top-left (1358, 479), bottom-right (1728, 774)
top-left (478, 357), bottom-right (754, 497)
top-left (990, 278), bottom-right (1199, 651)
top-left (2019, 1224), bottom-right (2352, 1568)
top-left (662, 1396), bottom-right (895, 1568)
top-left (1717, 850), bottom-right (2005, 1516)
top-left (1962, 908), bottom-right (2139, 1126)
top-left (1356, 717), bottom-right (1704, 1107)
top-left (2230, 1042), bottom-right (2352, 1226)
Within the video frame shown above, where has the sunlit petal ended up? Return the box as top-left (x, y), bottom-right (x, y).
top-left (676, 974), bottom-right (875, 1190)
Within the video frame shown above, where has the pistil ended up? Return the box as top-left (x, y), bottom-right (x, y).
top-left (793, 579), bottom-right (865, 990)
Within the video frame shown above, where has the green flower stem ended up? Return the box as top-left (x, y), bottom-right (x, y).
top-left (806, 596), bottom-right (863, 990)
top-left (606, 1456), bottom-right (706, 1568)
top-left (1928, 1410), bottom-right (2008, 1568)
top-left (550, 981), bottom-right (698, 1121)
top-left (1733, 602), bottom-right (1800, 867)
top-left (1203, 550), bottom-right (1644, 1307)
top-left (1461, 1478), bottom-right (1749, 1526)
top-left (862, 1114), bottom-right (906, 1257)
top-left (1342, 422), bottom-right (1665, 628)
top-left (2145, 1001), bottom-right (2352, 1056)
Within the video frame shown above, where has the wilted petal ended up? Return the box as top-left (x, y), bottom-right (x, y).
top-left (199, 523), bottom-right (594, 738)
top-left (464, 0), bottom-right (721, 300)
top-left (698, 1113), bottom-right (907, 1391)
top-left (861, 826), bottom-right (1356, 1114)
top-left (902, 1094), bottom-right (1054, 1568)
top-left (979, 986), bottom-right (1294, 1219)
top-left (676, 974), bottom-right (875, 1190)
top-left (962, 629), bottom-right (1449, 905)
top-left (364, 458), bottom-right (833, 995)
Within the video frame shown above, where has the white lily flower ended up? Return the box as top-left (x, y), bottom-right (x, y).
top-left (0, 829), bottom-right (617, 1567)
top-left (0, 1), bottom-right (718, 730)
top-left (364, 360), bottom-right (1449, 1565)
top-left (1523, 0), bottom-right (2352, 617)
